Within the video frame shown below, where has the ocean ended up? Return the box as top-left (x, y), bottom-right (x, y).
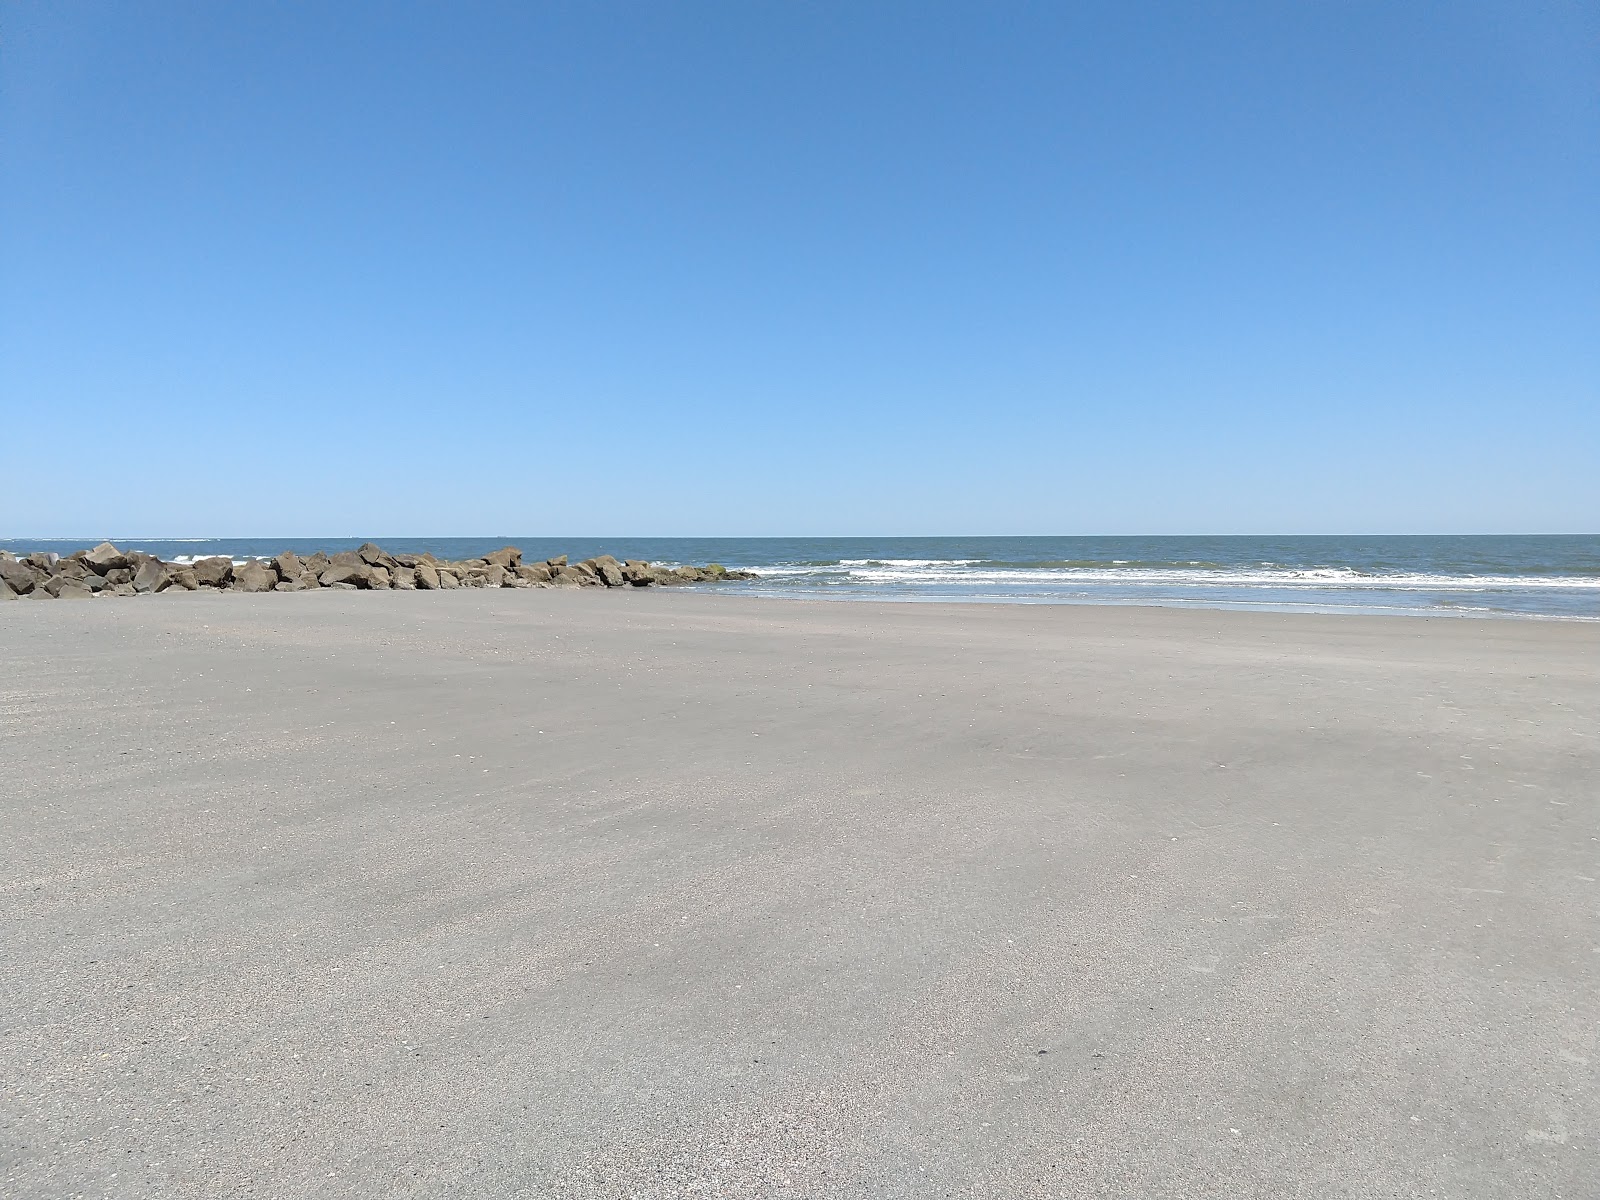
top-left (0, 540), bottom-right (1593, 624)
top-left (3, 535), bottom-right (1596, 620)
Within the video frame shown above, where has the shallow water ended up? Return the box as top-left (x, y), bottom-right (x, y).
top-left (3, 534), bottom-right (1596, 619)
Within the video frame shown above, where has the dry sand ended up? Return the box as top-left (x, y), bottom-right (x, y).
top-left (3, 590), bottom-right (1597, 1198)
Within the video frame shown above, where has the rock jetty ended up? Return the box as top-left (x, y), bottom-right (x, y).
top-left (0, 542), bottom-right (757, 600)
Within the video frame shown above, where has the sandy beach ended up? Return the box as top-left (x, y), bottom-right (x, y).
top-left (3, 591), bottom-right (1596, 1198)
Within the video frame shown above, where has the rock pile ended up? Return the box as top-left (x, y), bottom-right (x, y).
top-left (0, 542), bottom-right (757, 600)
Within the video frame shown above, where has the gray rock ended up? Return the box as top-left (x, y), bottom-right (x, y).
top-left (104, 567), bottom-right (133, 586)
top-left (132, 566), bottom-right (172, 598)
top-left (232, 560), bottom-right (277, 592)
top-left (392, 566), bottom-right (416, 590)
top-left (24, 552), bottom-right (59, 572)
top-left (302, 551), bottom-right (331, 576)
top-left (515, 563), bottom-right (553, 585)
top-left (546, 554), bottom-right (568, 569)
top-left (414, 562), bottom-right (440, 590)
top-left (483, 564), bottom-right (510, 588)
top-left (0, 557), bottom-right (36, 595)
top-left (324, 581), bottom-right (359, 590)
top-left (274, 551), bottom-right (304, 580)
top-left (83, 541), bottom-right (132, 574)
top-left (484, 546), bottom-right (522, 570)
top-left (192, 557), bottom-right (234, 588)
top-left (45, 576), bottom-right (94, 599)
top-left (111, 582), bottom-right (138, 597)
top-left (0, 580), bottom-right (17, 600)
top-left (553, 566), bottom-right (597, 587)
top-left (437, 570), bottom-right (460, 589)
top-left (53, 558), bottom-right (91, 581)
top-left (320, 563), bottom-right (372, 589)
top-left (171, 566), bottom-right (199, 591)
top-left (357, 542), bottom-right (399, 570)
top-left (592, 556), bottom-right (625, 587)
top-left (367, 565), bottom-right (392, 589)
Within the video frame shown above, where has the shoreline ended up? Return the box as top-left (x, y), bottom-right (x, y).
top-left (5, 533), bottom-right (1595, 621)
top-left (727, 588), bottom-right (1600, 622)
top-left (7, 573), bottom-right (1593, 624)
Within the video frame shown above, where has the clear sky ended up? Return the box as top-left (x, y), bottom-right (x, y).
top-left (3, 1), bottom-right (1596, 536)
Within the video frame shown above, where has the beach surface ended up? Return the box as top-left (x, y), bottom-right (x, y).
top-left (3, 591), bottom-right (1597, 1198)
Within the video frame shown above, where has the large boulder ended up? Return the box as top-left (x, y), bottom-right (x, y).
top-left (328, 550), bottom-right (364, 568)
top-left (584, 555), bottom-right (625, 586)
top-left (357, 542), bottom-right (400, 570)
top-left (414, 562), bottom-right (440, 590)
top-left (44, 576), bottom-right (93, 599)
top-left (192, 556), bottom-right (234, 588)
top-left (437, 569), bottom-right (461, 589)
top-left (546, 554), bottom-right (568, 570)
top-left (0, 558), bottom-right (36, 595)
top-left (53, 558), bottom-right (91, 581)
top-left (232, 560), bottom-right (277, 592)
top-left (320, 563), bottom-right (372, 589)
top-left (0, 580), bottom-right (17, 600)
top-left (171, 566), bottom-right (199, 591)
top-left (367, 565), bottom-right (392, 589)
top-left (515, 563), bottom-right (552, 585)
top-left (24, 552), bottom-right (59, 572)
top-left (483, 546), bottom-right (522, 570)
top-left (483, 564), bottom-right (510, 588)
top-left (553, 565), bottom-right (598, 587)
top-left (273, 551), bottom-right (304, 580)
top-left (83, 541), bottom-right (132, 574)
top-left (391, 565), bottom-right (416, 590)
top-left (302, 551), bottom-right (331, 576)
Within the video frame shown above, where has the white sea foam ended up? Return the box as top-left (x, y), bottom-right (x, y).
top-left (742, 560), bottom-right (1600, 593)
top-left (836, 558), bottom-right (983, 568)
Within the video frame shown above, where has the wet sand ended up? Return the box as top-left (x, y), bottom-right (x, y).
top-left (3, 591), bottom-right (1597, 1198)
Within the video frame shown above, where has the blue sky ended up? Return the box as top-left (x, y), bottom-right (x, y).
top-left (3, 1), bottom-right (1595, 536)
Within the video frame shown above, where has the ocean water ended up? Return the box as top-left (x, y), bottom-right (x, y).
top-left (3, 535), bottom-right (1596, 620)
